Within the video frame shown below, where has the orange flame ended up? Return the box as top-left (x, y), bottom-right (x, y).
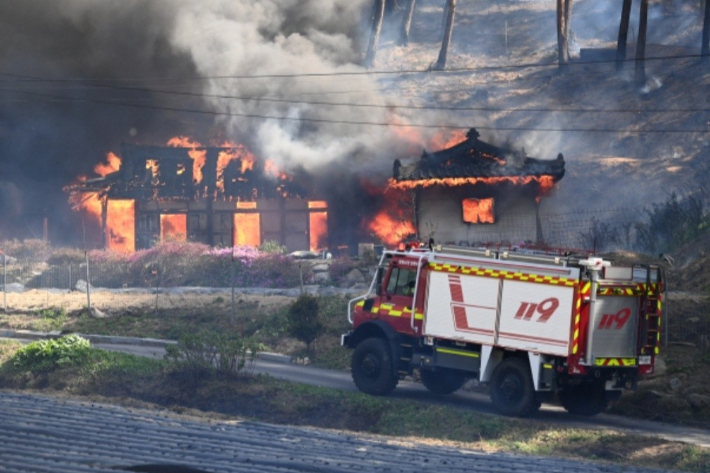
top-left (216, 142), bottom-right (255, 193)
top-left (94, 152), bottom-right (122, 177)
top-left (264, 159), bottom-right (291, 180)
top-left (309, 201), bottom-right (328, 251)
top-left (234, 213), bottom-right (260, 247)
top-left (167, 136), bottom-right (206, 184)
top-left (362, 182), bottom-right (416, 247)
top-left (160, 214), bottom-right (186, 242)
top-left (106, 199), bottom-right (135, 253)
top-left (390, 175), bottom-right (555, 192)
top-left (462, 198), bottom-right (495, 224)
top-left (368, 211), bottom-right (416, 247)
top-left (146, 159), bottom-right (159, 179)
top-left (428, 129), bottom-right (467, 150)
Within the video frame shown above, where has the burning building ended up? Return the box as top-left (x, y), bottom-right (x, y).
top-left (391, 129), bottom-right (565, 245)
top-left (67, 142), bottom-right (328, 253)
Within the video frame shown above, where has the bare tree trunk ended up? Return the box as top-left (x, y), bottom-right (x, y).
top-left (556, 0), bottom-right (572, 66)
top-left (399, 0), bottom-right (417, 46)
top-left (702, 0), bottom-right (710, 62)
top-left (434, 0), bottom-right (456, 70)
top-left (635, 0), bottom-right (648, 85)
top-left (616, 0), bottom-right (632, 69)
top-left (365, 0), bottom-right (386, 68)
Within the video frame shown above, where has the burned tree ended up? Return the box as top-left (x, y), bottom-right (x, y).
top-left (364, 0), bottom-right (386, 68)
top-left (703, 0), bottom-right (710, 62)
top-left (635, 0), bottom-right (649, 85)
top-left (398, 0), bottom-right (417, 46)
top-left (556, 0), bottom-right (573, 66)
top-left (433, 0), bottom-right (456, 70)
top-left (616, 0), bottom-right (632, 69)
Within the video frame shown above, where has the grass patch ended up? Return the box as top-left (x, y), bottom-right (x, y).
top-left (0, 342), bottom-right (709, 472)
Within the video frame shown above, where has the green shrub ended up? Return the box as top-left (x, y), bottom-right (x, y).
top-left (287, 294), bottom-right (325, 357)
top-left (260, 240), bottom-right (286, 254)
top-left (11, 335), bottom-right (91, 372)
top-left (164, 332), bottom-right (260, 383)
top-left (635, 193), bottom-right (707, 254)
top-left (35, 308), bottom-right (68, 331)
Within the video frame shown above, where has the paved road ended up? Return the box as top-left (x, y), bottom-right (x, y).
top-left (91, 340), bottom-right (710, 449)
top-left (0, 391), bottom-right (677, 473)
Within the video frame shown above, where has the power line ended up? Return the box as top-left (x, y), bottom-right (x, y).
top-left (2, 74), bottom-right (708, 115)
top-left (0, 52), bottom-right (706, 83)
top-left (14, 89), bottom-right (710, 134)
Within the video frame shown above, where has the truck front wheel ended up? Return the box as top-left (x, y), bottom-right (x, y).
top-left (351, 338), bottom-right (398, 396)
top-left (558, 381), bottom-right (608, 416)
top-left (420, 369), bottom-right (468, 395)
top-left (489, 358), bottom-right (540, 417)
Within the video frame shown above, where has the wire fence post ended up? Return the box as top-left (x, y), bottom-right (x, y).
top-left (85, 251), bottom-right (91, 310)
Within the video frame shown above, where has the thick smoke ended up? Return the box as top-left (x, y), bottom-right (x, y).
top-left (0, 0), bottom-right (418, 244)
top-left (1, 0), bottom-right (707, 247)
top-left (167, 0), bottom-right (417, 173)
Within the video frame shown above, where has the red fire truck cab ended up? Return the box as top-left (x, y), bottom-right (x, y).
top-left (341, 244), bottom-right (664, 417)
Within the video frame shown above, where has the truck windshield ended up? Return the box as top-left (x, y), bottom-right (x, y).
top-left (385, 267), bottom-right (417, 296)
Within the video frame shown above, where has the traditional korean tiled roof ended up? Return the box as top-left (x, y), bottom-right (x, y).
top-left (393, 128), bottom-right (565, 183)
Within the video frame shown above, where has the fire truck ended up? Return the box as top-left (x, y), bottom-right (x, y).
top-left (341, 244), bottom-right (664, 417)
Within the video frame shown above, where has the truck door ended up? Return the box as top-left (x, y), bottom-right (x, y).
top-left (382, 265), bottom-right (419, 332)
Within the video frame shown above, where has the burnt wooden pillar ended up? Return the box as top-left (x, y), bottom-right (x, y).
top-left (399, 0), bottom-right (417, 46)
top-left (702, 0), bottom-right (710, 62)
top-left (635, 0), bottom-right (649, 85)
top-left (433, 0), bottom-right (456, 70)
top-left (616, 0), bottom-right (633, 69)
top-left (557, 0), bottom-right (572, 67)
top-left (364, 0), bottom-right (386, 68)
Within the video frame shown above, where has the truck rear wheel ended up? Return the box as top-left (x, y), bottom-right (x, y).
top-left (490, 358), bottom-right (540, 417)
top-left (420, 369), bottom-right (468, 395)
top-left (351, 338), bottom-right (398, 396)
top-left (558, 381), bottom-right (608, 416)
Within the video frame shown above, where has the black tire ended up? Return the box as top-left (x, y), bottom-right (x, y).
top-left (489, 358), bottom-right (540, 417)
top-left (558, 381), bottom-right (608, 416)
top-left (351, 338), bottom-right (398, 396)
top-left (420, 369), bottom-right (468, 395)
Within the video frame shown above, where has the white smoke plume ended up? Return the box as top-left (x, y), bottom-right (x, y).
top-left (167, 0), bottom-right (417, 173)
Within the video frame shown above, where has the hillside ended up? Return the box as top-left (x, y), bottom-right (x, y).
top-left (374, 0), bottom-right (709, 219)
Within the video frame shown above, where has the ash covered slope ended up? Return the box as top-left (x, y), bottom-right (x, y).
top-left (374, 0), bottom-right (709, 216)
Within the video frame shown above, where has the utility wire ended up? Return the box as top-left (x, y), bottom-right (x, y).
top-left (0, 52), bottom-right (706, 83)
top-left (2, 74), bottom-right (708, 115)
top-left (14, 89), bottom-right (710, 134)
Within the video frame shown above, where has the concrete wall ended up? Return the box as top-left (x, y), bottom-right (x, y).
top-left (416, 185), bottom-right (540, 245)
